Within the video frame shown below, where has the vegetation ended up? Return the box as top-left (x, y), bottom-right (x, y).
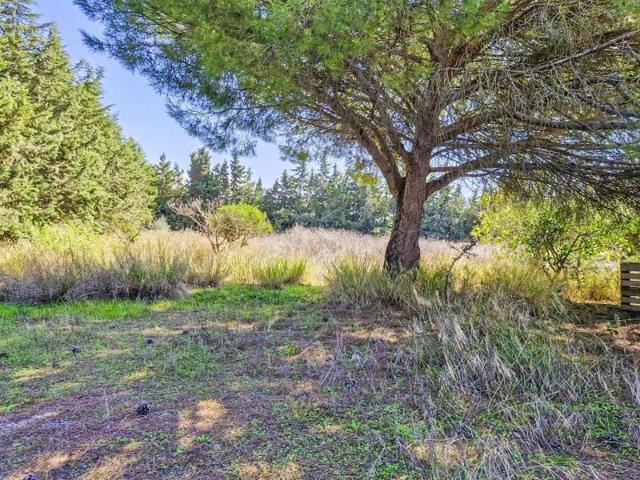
top-left (1, 1), bottom-right (640, 479)
top-left (0, 1), bottom-right (156, 240)
top-left (475, 192), bottom-right (640, 278)
top-left (1, 268), bottom-right (638, 479)
top-left (170, 201), bottom-right (273, 254)
top-left (77, 0), bottom-right (640, 269)
top-left (153, 149), bottom-right (479, 240)
top-left (252, 257), bottom-right (307, 289)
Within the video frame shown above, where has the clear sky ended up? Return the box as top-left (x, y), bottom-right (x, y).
top-left (33, 0), bottom-right (286, 184)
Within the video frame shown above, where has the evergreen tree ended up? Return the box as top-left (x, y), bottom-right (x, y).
top-left (210, 159), bottom-right (230, 203)
top-left (422, 186), bottom-right (478, 241)
top-left (187, 147), bottom-right (213, 200)
top-left (152, 154), bottom-right (181, 222)
top-left (228, 155), bottom-right (255, 204)
top-left (0, 3), bottom-right (155, 239)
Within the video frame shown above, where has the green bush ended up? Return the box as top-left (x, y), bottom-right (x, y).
top-left (252, 257), bottom-right (307, 289)
top-left (215, 204), bottom-right (273, 245)
top-left (171, 201), bottom-right (273, 253)
top-left (473, 192), bottom-right (640, 279)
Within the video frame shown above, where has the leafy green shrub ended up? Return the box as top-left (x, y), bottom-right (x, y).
top-left (473, 193), bottom-right (610, 278)
top-left (252, 257), bottom-right (307, 289)
top-left (171, 201), bottom-right (273, 253)
top-left (474, 192), bottom-right (640, 280)
top-left (215, 204), bottom-right (273, 245)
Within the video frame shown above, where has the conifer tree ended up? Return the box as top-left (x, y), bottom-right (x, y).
top-left (187, 147), bottom-right (213, 201)
top-left (0, 2), bottom-right (155, 239)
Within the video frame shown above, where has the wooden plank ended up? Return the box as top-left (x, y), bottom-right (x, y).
top-left (622, 290), bottom-right (640, 296)
top-left (621, 281), bottom-right (640, 288)
top-left (621, 273), bottom-right (640, 280)
top-left (621, 262), bottom-right (640, 268)
top-left (621, 262), bottom-right (640, 272)
top-left (621, 304), bottom-right (640, 312)
top-left (621, 297), bottom-right (640, 305)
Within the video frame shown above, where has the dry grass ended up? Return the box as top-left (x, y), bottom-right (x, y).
top-left (0, 225), bottom-right (620, 305)
top-left (0, 227), bottom-right (637, 479)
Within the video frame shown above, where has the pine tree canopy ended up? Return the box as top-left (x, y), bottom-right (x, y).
top-left (76, 0), bottom-right (640, 268)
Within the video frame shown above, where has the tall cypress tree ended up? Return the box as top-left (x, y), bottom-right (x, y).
top-left (187, 147), bottom-right (213, 201)
top-left (0, 3), bottom-right (155, 239)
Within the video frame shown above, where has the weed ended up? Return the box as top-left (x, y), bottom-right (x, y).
top-left (252, 257), bottom-right (307, 289)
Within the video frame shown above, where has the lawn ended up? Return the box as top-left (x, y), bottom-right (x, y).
top-left (1, 284), bottom-right (639, 479)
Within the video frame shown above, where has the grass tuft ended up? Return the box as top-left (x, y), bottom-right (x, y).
top-left (252, 257), bottom-right (307, 289)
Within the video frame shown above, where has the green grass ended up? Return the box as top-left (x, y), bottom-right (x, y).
top-left (0, 283), bottom-right (638, 480)
top-left (252, 257), bottom-right (308, 289)
top-left (0, 283), bottom-right (321, 322)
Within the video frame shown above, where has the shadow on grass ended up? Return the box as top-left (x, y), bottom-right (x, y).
top-left (0, 284), bottom-right (404, 479)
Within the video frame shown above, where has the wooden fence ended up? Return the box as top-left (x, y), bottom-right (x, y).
top-left (621, 262), bottom-right (640, 312)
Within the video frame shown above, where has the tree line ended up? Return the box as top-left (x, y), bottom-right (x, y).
top-left (152, 147), bottom-right (479, 241)
top-left (0, 1), bottom-right (478, 243)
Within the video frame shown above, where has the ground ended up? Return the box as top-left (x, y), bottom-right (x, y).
top-left (1, 285), bottom-right (639, 479)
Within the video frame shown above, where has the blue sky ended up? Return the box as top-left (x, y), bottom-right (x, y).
top-left (34, 0), bottom-right (286, 184)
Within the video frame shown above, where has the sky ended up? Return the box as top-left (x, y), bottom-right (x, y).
top-left (33, 0), bottom-right (287, 184)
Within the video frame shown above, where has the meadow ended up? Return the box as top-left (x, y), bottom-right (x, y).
top-left (1, 227), bottom-right (638, 479)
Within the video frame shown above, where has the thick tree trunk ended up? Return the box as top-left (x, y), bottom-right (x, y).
top-left (384, 163), bottom-right (429, 271)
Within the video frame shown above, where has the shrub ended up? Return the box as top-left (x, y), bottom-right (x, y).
top-left (473, 192), bottom-right (640, 279)
top-left (215, 204), bottom-right (273, 245)
top-left (252, 257), bottom-right (307, 289)
top-left (171, 201), bottom-right (272, 253)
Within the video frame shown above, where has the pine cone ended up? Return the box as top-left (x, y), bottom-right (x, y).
top-left (345, 378), bottom-right (358, 390)
top-left (549, 439), bottom-right (563, 451)
top-left (599, 433), bottom-right (620, 449)
top-left (136, 401), bottom-right (150, 416)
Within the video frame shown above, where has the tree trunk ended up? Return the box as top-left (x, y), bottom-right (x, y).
top-left (384, 163), bottom-right (429, 271)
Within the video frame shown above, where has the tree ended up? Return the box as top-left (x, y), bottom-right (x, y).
top-left (187, 147), bottom-right (213, 200)
top-left (152, 153), bottom-right (186, 227)
top-left (228, 155), bottom-right (258, 204)
top-left (422, 186), bottom-right (478, 241)
top-left (170, 200), bottom-right (272, 254)
top-left (473, 192), bottom-right (639, 278)
top-left (78, 0), bottom-right (640, 269)
top-left (0, 2), bottom-right (155, 240)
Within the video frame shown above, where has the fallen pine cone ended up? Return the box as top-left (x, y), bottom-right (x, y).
top-left (136, 401), bottom-right (150, 416)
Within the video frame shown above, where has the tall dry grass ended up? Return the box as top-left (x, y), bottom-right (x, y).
top-left (0, 225), bottom-right (619, 305)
